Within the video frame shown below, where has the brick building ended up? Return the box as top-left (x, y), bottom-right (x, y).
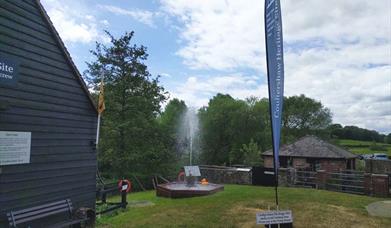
top-left (262, 135), bottom-right (357, 172)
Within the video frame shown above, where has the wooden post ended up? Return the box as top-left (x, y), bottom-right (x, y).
top-left (102, 191), bottom-right (107, 204)
top-left (120, 180), bottom-right (128, 209)
top-left (121, 191), bottom-right (127, 209)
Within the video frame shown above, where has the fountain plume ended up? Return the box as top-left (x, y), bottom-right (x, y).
top-left (177, 107), bottom-right (200, 166)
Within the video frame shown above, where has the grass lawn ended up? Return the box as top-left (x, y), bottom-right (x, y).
top-left (333, 139), bottom-right (391, 156)
top-left (96, 185), bottom-right (391, 228)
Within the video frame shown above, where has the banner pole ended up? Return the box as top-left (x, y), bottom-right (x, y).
top-left (96, 74), bottom-right (105, 149)
top-left (264, 0), bottom-right (284, 207)
top-left (275, 166), bottom-right (279, 206)
top-left (96, 113), bottom-right (101, 148)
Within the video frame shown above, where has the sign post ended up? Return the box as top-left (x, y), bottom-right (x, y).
top-left (184, 166), bottom-right (201, 187)
top-left (264, 0), bottom-right (285, 207)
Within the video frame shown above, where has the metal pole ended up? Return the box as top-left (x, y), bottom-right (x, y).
top-left (277, 205), bottom-right (280, 228)
top-left (273, 158), bottom-right (279, 206)
top-left (95, 113), bottom-right (101, 147)
top-left (96, 73), bottom-right (104, 148)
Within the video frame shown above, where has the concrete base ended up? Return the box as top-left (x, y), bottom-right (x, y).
top-left (156, 182), bottom-right (224, 198)
top-left (366, 201), bottom-right (391, 218)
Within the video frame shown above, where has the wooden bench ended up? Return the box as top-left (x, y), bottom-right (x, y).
top-left (7, 199), bottom-right (88, 228)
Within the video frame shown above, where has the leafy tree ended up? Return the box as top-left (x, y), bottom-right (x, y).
top-left (331, 125), bottom-right (386, 142)
top-left (252, 98), bottom-right (272, 151)
top-left (327, 123), bottom-right (343, 138)
top-left (159, 99), bottom-right (187, 136)
top-left (282, 94), bottom-right (332, 142)
top-left (198, 94), bottom-right (335, 165)
top-left (239, 139), bottom-right (263, 166)
top-left (199, 94), bottom-right (270, 165)
top-left (386, 133), bottom-right (391, 144)
top-left (158, 99), bottom-right (189, 166)
top-left (199, 94), bottom-right (246, 165)
top-left (84, 31), bottom-right (172, 179)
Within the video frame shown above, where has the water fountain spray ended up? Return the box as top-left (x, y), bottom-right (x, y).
top-left (181, 107), bottom-right (199, 166)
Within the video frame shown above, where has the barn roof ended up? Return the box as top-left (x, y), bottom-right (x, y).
top-left (36, 0), bottom-right (97, 113)
top-left (262, 135), bottom-right (357, 159)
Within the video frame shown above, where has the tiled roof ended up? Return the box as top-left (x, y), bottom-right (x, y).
top-left (263, 135), bottom-right (357, 159)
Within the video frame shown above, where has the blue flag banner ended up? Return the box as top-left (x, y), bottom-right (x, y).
top-left (264, 0), bottom-right (284, 171)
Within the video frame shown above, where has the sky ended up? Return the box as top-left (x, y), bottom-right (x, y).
top-left (41, 0), bottom-right (391, 133)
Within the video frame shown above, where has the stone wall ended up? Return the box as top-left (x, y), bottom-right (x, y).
top-left (365, 159), bottom-right (391, 174)
top-left (292, 158), bottom-right (309, 169)
top-left (264, 156), bottom-right (273, 168)
top-left (199, 166), bottom-right (252, 185)
top-left (364, 174), bottom-right (389, 197)
top-left (263, 156), bottom-right (347, 172)
top-left (319, 160), bottom-right (346, 172)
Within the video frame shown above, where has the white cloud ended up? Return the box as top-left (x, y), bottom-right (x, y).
top-left (172, 74), bottom-right (268, 107)
top-left (282, 0), bottom-right (391, 43)
top-left (101, 19), bottom-right (110, 26)
top-left (98, 5), bottom-right (157, 27)
top-left (42, 0), bottom-right (108, 43)
top-left (160, 73), bottom-right (172, 78)
top-left (162, 0), bottom-right (264, 71)
top-left (162, 0), bottom-right (391, 132)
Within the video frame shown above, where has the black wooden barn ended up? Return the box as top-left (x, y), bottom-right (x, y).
top-left (0, 0), bottom-right (97, 226)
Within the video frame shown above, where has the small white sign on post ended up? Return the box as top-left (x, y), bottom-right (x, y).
top-left (121, 185), bottom-right (128, 191)
top-left (256, 210), bottom-right (293, 225)
top-left (0, 131), bottom-right (31, 166)
top-left (184, 166), bottom-right (201, 177)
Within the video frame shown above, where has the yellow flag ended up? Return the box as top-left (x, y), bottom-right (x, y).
top-left (98, 79), bottom-right (105, 114)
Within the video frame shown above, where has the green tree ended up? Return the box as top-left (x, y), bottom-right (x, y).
top-left (84, 31), bottom-right (172, 179)
top-left (198, 94), bottom-right (334, 165)
top-left (327, 123), bottom-right (343, 139)
top-left (386, 133), bottom-right (391, 144)
top-left (158, 99), bottom-right (188, 166)
top-left (199, 94), bottom-right (246, 165)
top-left (199, 94), bottom-right (270, 165)
top-left (252, 98), bottom-right (272, 152)
top-left (239, 139), bottom-right (263, 166)
top-left (282, 94), bottom-right (332, 142)
top-left (336, 125), bottom-right (386, 142)
top-left (159, 99), bottom-right (187, 136)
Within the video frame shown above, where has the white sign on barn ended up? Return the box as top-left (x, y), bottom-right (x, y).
top-left (0, 131), bottom-right (31, 166)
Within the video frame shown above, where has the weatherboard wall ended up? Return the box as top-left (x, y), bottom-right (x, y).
top-left (0, 0), bottom-right (97, 225)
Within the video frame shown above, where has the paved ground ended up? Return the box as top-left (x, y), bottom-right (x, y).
top-left (366, 201), bottom-right (391, 218)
